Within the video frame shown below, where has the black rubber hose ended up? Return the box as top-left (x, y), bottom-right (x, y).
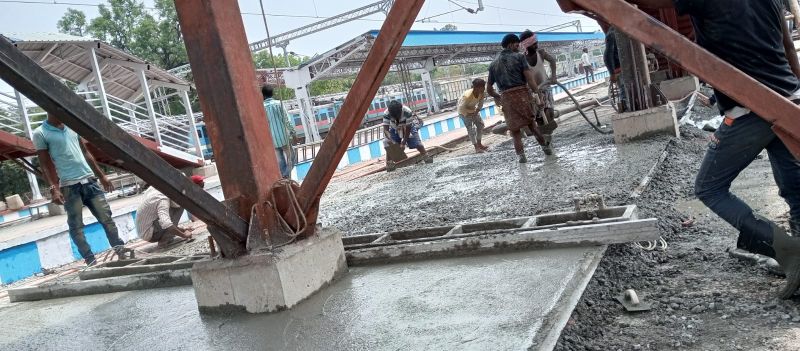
top-left (555, 81), bottom-right (614, 135)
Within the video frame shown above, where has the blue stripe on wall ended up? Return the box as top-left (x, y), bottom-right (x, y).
top-left (346, 148), bottom-right (361, 165)
top-left (446, 119), bottom-right (456, 131)
top-left (70, 222), bottom-right (112, 259)
top-left (434, 121), bottom-right (443, 135)
top-left (480, 109), bottom-right (487, 118)
top-left (296, 161), bottom-right (311, 180)
top-left (18, 209), bottom-right (31, 218)
top-left (0, 242), bottom-right (42, 284)
top-left (0, 214), bottom-right (4, 224)
top-left (489, 106), bottom-right (495, 115)
top-left (420, 125), bottom-right (430, 140)
top-left (369, 141), bottom-right (382, 158)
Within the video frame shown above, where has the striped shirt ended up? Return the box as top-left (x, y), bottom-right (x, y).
top-left (264, 98), bottom-right (295, 148)
top-left (382, 105), bottom-right (413, 130)
top-left (135, 187), bottom-right (183, 241)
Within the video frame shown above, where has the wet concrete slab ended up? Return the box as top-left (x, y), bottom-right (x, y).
top-left (0, 247), bottom-right (603, 350)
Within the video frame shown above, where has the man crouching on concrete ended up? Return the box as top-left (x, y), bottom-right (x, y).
top-left (135, 175), bottom-right (204, 248)
top-left (383, 100), bottom-right (432, 171)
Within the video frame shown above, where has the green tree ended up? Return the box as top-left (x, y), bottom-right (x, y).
top-left (87, 0), bottom-right (148, 52)
top-left (57, 8), bottom-right (88, 37)
top-left (439, 24), bottom-right (458, 31)
top-left (0, 162), bottom-right (34, 200)
top-left (253, 51), bottom-right (305, 69)
top-left (130, 0), bottom-right (188, 69)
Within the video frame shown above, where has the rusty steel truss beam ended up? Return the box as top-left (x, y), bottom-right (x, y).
top-left (296, 0), bottom-right (426, 219)
top-left (559, 0), bottom-right (800, 157)
top-left (0, 38), bottom-right (249, 255)
top-left (174, 0), bottom-right (283, 252)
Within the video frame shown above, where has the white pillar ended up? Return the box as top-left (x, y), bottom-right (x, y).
top-left (294, 86), bottom-right (321, 143)
top-left (14, 90), bottom-right (42, 200)
top-left (87, 47), bottom-right (111, 119)
top-left (421, 70), bottom-right (439, 113)
top-left (181, 90), bottom-right (204, 160)
top-left (136, 69), bottom-right (162, 145)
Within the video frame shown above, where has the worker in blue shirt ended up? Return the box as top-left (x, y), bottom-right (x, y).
top-left (33, 113), bottom-right (134, 265)
top-left (262, 85), bottom-right (298, 179)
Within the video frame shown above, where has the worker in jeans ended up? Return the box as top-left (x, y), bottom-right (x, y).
top-left (34, 113), bottom-right (134, 265)
top-left (627, 0), bottom-right (800, 298)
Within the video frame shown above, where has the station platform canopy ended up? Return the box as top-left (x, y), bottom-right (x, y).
top-left (292, 29), bottom-right (605, 82)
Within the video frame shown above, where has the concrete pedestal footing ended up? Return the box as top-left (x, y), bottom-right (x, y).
top-left (191, 229), bottom-right (348, 314)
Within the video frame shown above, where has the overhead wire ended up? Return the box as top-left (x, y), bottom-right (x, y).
top-left (2, 0), bottom-right (592, 28)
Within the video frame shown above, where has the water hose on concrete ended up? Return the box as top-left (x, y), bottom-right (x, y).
top-left (555, 81), bottom-right (614, 135)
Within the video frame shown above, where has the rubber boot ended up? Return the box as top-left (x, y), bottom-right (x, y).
top-left (386, 160), bottom-right (397, 172)
top-left (542, 135), bottom-right (554, 156)
top-left (424, 154), bottom-right (433, 163)
top-left (771, 223), bottom-right (800, 299)
top-left (518, 153), bottom-right (527, 163)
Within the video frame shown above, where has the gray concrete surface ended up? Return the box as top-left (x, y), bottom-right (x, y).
top-left (0, 247), bottom-right (602, 351)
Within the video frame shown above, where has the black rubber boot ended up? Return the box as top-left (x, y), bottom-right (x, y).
top-left (771, 223), bottom-right (800, 299)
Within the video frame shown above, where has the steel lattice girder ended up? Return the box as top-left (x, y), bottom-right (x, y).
top-left (305, 39), bottom-right (605, 80)
top-left (0, 37), bottom-right (250, 253)
top-left (558, 0), bottom-right (800, 158)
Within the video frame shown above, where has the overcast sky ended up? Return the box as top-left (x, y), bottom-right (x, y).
top-left (0, 0), bottom-right (599, 58)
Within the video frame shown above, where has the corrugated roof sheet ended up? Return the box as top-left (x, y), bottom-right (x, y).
top-left (2, 32), bottom-right (189, 101)
top-left (2, 32), bottom-right (97, 43)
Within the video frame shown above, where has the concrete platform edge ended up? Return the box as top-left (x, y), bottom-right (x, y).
top-left (533, 246), bottom-right (607, 350)
top-left (7, 269), bottom-right (192, 302)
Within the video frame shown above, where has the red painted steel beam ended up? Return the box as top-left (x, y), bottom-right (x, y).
top-left (297, 0), bottom-right (426, 216)
top-left (174, 1), bottom-right (282, 236)
top-left (559, 0), bottom-right (800, 158)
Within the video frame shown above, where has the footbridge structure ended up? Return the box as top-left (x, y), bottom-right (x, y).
top-left (0, 33), bottom-right (204, 199)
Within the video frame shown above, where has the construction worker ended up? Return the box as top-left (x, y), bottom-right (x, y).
top-left (627, 0), bottom-right (800, 298)
top-left (519, 30), bottom-right (558, 155)
top-left (135, 175), bottom-right (204, 248)
top-left (487, 33), bottom-right (546, 163)
top-left (33, 113), bottom-right (134, 265)
top-left (383, 100), bottom-right (432, 170)
top-left (262, 85), bottom-right (297, 179)
top-left (581, 48), bottom-right (595, 83)
top-left (456, 78), bottom-right (489, 153)
top-left (598, 21), bottom-right (626, 112)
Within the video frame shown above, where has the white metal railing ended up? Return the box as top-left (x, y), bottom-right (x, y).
top-left (0, 92), bottom-right (26, 136)
top-left (101, 93), bottom-right (200, 160)
top-left (0, 87), bottom-right (201, 164)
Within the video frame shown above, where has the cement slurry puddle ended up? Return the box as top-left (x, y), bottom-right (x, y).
top-left (0, 247), bottom-right (602, 350)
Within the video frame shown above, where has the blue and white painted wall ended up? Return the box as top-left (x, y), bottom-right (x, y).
top-left (0, 203), bottom-right (50, 225)
top-left (0, 202), bottom-right (193, 284)
top-left (289, 104), bottom-right (499, 181)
